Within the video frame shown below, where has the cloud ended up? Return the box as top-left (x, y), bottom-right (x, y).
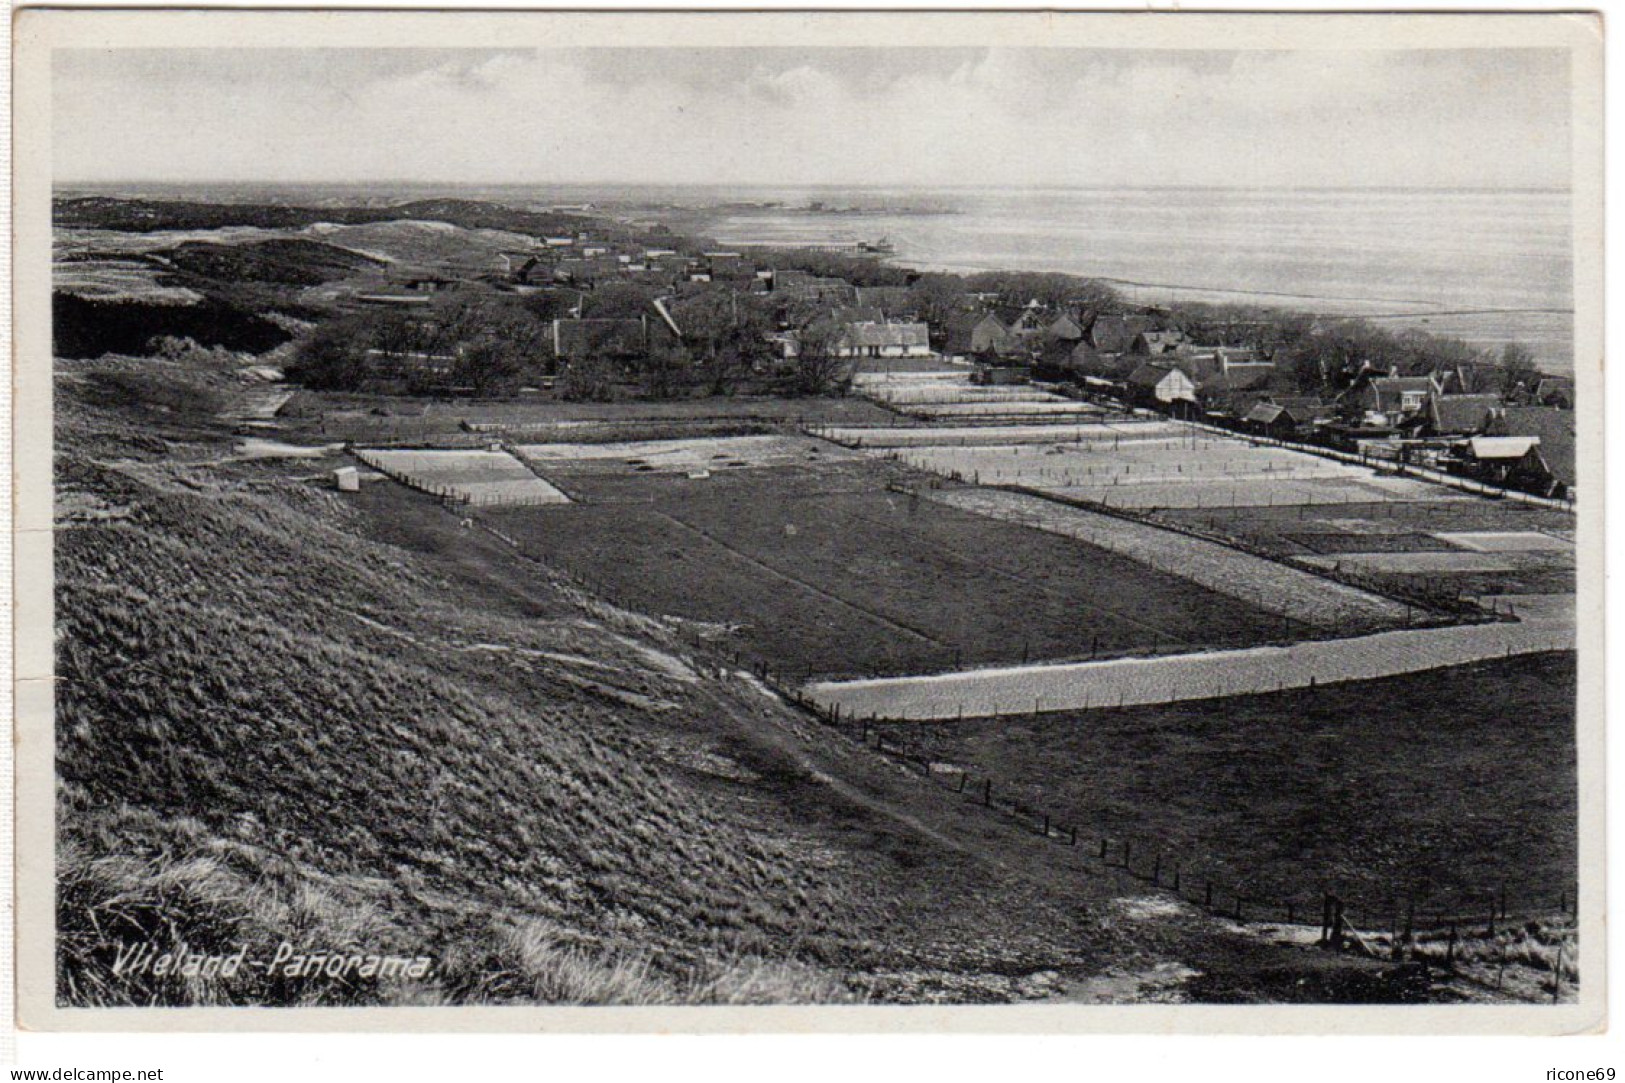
top-left (52, 47), bottom-right (1571, 189)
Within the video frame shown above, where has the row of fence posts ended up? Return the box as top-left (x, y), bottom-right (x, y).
top-left (762, 653), bottom-right (1577, 1002)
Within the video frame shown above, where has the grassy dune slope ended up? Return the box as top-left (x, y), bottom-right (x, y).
top-left (55, 375), bottom-right (1135, 1007)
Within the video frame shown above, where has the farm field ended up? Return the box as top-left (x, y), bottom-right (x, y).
top-left (926, 488), bottom-right (1409, 633)
top-left (804, 617), bottom-right (1572, 720)
top-left (875, 437), bottom-right (1465, 510)
top-left (286, 390), bottom-right (898, 444)
top-left (853, 370), bottom-right (1113, 421)
top-left (869, 652), bottom-right (1578, 920)
top-left (515, 434), bottom-right (855, 478)
top-left (903, 400), bottom-right (1107, 419)
top-left (1157, 500), bottom-right (1577, 599)
top-left (355, 448), bottom-right (569, 506)
top-left (815, 421), bottom-right (1170, 449)
top-left (488, 451), bottom-right (1293, 681)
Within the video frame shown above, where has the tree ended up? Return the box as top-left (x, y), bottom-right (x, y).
top-left (557, 354), bottom-right (617, 402)
top-left (1500, 341), bottom-right (1541, 399)
top-left (671, 289), bottom-right (773, 396)
top-left (906, 275), bottom-right (970, 351)
top-left (286, 317), bottom-right (372, 391)
top-left (788, 316), bottom-right (852, 396)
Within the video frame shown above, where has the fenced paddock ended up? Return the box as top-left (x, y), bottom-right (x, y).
top-left (355, 448), bottom-right (570, 506)
top-left (801, 617), bottom-right (1573, 721)
top-left (927, 488), bottom-right (1410, 632)
top-left (902, 400), bottom-right (1109, 420)
top-left (831, 650), bottom-right (1577, 989)
top-left (814, 421), bottom-right (1177, 449)
top-left (483, 459), bottom-right (1297, 681)
top-left (862, 386), bottom-right (1066, 406)
top-left (514, 434), bottom-right (853, 477)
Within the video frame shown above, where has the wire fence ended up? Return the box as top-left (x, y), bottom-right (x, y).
top-left (769, 665), bottom-right (1579, 1002)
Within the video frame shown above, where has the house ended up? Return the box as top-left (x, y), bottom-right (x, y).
top-left (1354, 375), bottom-right (1439, 420)
top-left (1127, 362), bottom-right (1199, 412)
top-left (1243, 397), bottom-right (1331, 439)
top-left (1006, 302), bottom-right (1047, 341)
top-left (1088, 315), bottom-right (1152, 354)
top-left (1488, 406), bottom-right (1575, 488)
top-left (834, 321), bottom-right (933, 359)
top-left (968, 314), bottom-right (1015, 356)
top-left (1243, 402), bottom-right (1300, 440)
top-left (1447, 435), bottom-right (1560, 496)
top-left (1045, 312), bottom-right (1085, 343)
top-left (1197, 365), bottom-right (1276, 417)
top-left (1425, 393), bottom-right (1503, 437)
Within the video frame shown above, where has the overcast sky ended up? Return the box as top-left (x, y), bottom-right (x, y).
top-left (53, 47), bottom-right (1572, 190)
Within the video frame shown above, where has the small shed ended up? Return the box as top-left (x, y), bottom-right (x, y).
top-left (333, 466), bottom-right (361, 493)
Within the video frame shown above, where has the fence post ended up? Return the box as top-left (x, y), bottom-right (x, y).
top-left (1122, 840), bottom-right (1131, 872)
top-left (982, 778), bottom-right (992, 808)
top-left (1205, 880), bottom-right (1214, 908)
top-left (1099, 838), bottom-right (1108, 861)
top-left (1446, 921), bottom-right (1458, 968)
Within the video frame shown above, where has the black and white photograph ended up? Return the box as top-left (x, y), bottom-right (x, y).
top-left (11, 9), bottom-right (1604, 1037)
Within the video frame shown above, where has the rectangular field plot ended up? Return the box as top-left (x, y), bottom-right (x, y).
top-left (1156, 499), bottom-right (1577, 599)
top-left (1048, 476), bottom-right (1456, 509)
top-left (356, 448), bottom-right (569, 506)
top-left (928, 488), bottom-right (1409, 633)
top-left (815, 421), bottom-right (1184, 449)
top-left (515, 435), bottom-right (853, 477)
top-left (902, 400), bottom-right (1107, 420)
top-left (1436, 531), bottom-right (1575, 553)
top-left (483, 463), bottom-right (1292, 681)
top-left (867, 652), bottom-right (1577, 918)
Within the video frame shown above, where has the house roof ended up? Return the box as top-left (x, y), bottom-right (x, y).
top-left (854, 286), bottom-right (916, 313)
top-left (1127, 362), bottom-right (1185, 388)
top-left (1201, 366), bottom-right (1273, 393)
top-left (1371, 376), bottom-right (1437, 393)
top-left (1466, 435), bottom-right (1541, 460)
top-left (1245, 402), bottom-right (1290, 426)
top-left (1047, 313), bottom-right (1085, 340)
top-left (841, 321), bottom-right (931, 349)
top-left (1429, 393), bottom-right (1502, 435)
top-left (1090, 315), bottom-right (1151, 353)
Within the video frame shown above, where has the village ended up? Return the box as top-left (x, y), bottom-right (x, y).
top-left (218, 203), bottom-right (1573, 506)
top-left (52, 192), bottom-right (1580, 1008)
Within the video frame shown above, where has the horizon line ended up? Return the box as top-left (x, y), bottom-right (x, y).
top-left (53, 179), bottom-right (1575, 196)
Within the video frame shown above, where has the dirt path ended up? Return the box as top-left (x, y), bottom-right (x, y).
top-left (804, 614), bottom-right (1574, 721)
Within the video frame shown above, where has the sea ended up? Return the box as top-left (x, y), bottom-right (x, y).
top-left (693, 186), bottom-right (1575, 374)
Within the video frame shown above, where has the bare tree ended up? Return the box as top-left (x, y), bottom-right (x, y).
top-left (789, 316), bottom-right (852, 396)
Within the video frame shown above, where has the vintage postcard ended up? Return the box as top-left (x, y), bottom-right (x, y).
top-left (11, 9), bottom-right (1604, 1034)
